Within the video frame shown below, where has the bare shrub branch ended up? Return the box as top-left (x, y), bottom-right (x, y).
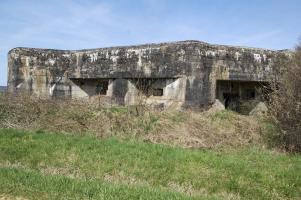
top-left (268, 43), bottom-right (301, 152)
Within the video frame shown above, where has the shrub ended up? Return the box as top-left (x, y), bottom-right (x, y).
top-left (268, 43), bottom-right (301, 152)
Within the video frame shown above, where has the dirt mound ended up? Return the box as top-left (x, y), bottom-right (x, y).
top-left (146, 110), bottom-right (261, 149)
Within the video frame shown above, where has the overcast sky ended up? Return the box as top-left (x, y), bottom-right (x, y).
top-left (1, 0), bottom-right (300, 86)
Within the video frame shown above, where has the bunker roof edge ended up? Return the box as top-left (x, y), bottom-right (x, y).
top-left (7, 40), bottom-right (293, 54)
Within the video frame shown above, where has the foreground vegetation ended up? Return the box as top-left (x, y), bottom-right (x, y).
top-left (0, 83), bottom-right (299, 199)
top-left (0, 129), bottom-right (300, 199)
top-left (0, 94), bottom-right (270, 149)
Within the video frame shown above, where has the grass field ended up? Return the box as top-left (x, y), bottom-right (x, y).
top-left (0, 129), bottom-right (300, 199)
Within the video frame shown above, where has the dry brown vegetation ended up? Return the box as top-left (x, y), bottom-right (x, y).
top-left (0, 94), bottom-right (267, 149)
top-left (268, 43), bottom-right (301, 152)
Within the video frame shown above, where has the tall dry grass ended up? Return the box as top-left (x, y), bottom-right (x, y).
top-left (0, 93), bottom-right (267, 149)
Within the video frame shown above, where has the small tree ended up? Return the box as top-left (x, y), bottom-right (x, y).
top-left (269, 43), bottom-right (301, 152)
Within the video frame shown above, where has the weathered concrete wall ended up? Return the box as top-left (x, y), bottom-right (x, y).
top-left (7, 40), bottom-right (288, 108)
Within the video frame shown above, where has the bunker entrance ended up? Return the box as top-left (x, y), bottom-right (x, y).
top-left (216, 80), bottom-right (268, 112)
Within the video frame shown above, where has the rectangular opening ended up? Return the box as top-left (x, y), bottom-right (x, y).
top-left (131, 78), bottom-right (166, 97)
top-left (216, 80), bottom-right (269, 111)
top-left (96, 80), bottom-right (109, 95)
top-left (151, 88), bottom-right (163, 96)
top-left (70, 78), bottom-right (110, 97)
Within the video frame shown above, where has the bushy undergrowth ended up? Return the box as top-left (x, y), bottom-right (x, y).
top-left (268, 44), bottom-right (301, 152)
top-left (0, 94), bottom-right (267, 149)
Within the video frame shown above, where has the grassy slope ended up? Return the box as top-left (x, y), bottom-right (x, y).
top-left (0, 129), bottom-right (300, 199)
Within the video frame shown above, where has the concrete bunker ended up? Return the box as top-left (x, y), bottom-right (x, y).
top-left (7, 40), bottom-right (288, 109)
top-left (216, 80), bottom-right (269, 111)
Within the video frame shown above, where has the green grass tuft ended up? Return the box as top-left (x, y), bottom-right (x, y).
top-left (0, 168), bottom-right (200, 200)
